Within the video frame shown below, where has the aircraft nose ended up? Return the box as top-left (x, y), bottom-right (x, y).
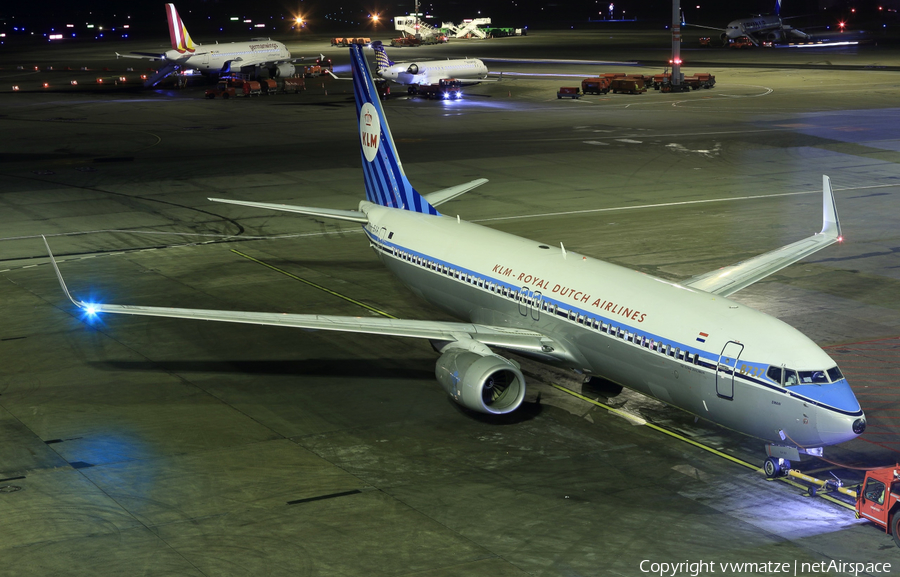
top-left (816, 406), bottom-right (865, 446)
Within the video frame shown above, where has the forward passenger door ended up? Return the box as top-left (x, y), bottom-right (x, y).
top-left (716, 341), bottom-right (744, 400)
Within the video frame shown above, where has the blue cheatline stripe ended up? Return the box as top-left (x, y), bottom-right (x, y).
top-left (348, 44), bottom-right (438, 216)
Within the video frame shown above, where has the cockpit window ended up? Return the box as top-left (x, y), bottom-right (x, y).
top-left (766, 366), bottom-right (783, 385)
top-left (783, 369), bottom-right (799, 387)
top-left (827, 366), bottom-right (844, 382)
top-left (798, 370), bottom-right (829, 384)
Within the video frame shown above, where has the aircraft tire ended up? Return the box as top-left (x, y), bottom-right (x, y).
top-left (764, 457), bottom-right (780, 478)
top-left (892, 514), bottom-right (900, 548)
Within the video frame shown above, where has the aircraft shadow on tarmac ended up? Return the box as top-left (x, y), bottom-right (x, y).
top-left (92, 358), bottom-right (435, 380)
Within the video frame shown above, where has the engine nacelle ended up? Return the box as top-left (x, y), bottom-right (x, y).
top-left (272, 63), bottom-right (296, 77)
top-left (435, 349), bottom-right (526, 414)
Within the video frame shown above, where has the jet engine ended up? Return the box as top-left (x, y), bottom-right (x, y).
top-left (435, 348), bottom-right (526, 414)
top-left (407, 64), bottom-right (419, 75)
top-left (272, 63), bottom-right (296, 77)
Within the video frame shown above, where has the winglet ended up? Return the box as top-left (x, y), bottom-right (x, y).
top-left (42, 236), bottom-right (82, 308)
top-left (821, 175), bottom-right (842, 240)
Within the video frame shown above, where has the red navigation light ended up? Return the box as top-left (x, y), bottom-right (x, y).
top-left (837, 235), bottom-right (844, 243)
top-left (42, 82), bottom-right (49, 88)
top-left (839, 21), bottom-right (846, 28)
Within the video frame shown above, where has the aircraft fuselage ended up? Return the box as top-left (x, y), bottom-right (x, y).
top-left (361, 203), bottom-right (864, 448)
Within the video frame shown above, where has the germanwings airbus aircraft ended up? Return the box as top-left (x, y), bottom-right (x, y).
top-left (117, 4), bottom-right (303, 87)
top-left (47, 45), bottom-right (864, 475)
top-left (371, 41), bottom-right (491, 86)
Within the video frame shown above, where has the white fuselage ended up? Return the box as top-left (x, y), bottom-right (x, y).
top-left (379, 59), bottom-right (489, 85)
top-left (725, 15), bottom-right (783, 39)
top-left (166, 40), bottom-right (290, 72)
top-left (360, 203), bottom-right (863, 448)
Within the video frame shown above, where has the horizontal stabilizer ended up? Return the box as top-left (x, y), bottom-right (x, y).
top-left (683, 175), bottom-right (843, 296)
top-left (208, 197), bottom-right (368, 223)
top-left (424, 178), bottom-right (488, 207)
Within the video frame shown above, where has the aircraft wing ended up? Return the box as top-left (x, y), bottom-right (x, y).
top-left (43, 237), bottom-right (558, 356)
top-left (682, 175), bottom-right (842, 297)
top-left (117, 52), bottom-right (168, 61)
top-left (683, 23), bottom-right (726, 31)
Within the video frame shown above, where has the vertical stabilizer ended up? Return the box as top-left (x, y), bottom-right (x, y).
top-left (349, 45), bottom-right (438, 215)
top-left (774, 0), bottom-right (782, 16)
top-left (370, 41), bottom-right (395, 72)
top-left (166, 4), bottom-right (196, 53)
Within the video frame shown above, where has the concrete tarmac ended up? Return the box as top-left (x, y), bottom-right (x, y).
top-left (1, 30), bottom-right (899, 576)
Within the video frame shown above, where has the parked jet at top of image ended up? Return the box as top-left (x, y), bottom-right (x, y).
top-left (117, 3), bottom-right (310, 87)
top-left (687, 0), bottom-right (810, 45)
top-left (47, 44), bottom-right (864, 474)
top-left (370, 41), bottom-right (493, 86)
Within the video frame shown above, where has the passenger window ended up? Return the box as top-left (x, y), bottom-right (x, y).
top-left (784, 369), bottom-right (799, 387)
top-left (766, 366), bottom-right (783, 385)
top-left (827, 366), bottom-right (844, 382)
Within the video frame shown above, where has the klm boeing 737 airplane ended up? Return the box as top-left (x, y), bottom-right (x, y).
top-left (47, 45), bottom-right (864, 474)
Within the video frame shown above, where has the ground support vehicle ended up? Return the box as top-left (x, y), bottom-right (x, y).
top-left (242, 80), bottom-right (261, 96)
top-left (557, 86), bottom-right (581, 99)
top-left (729, 36), bottom-right (754, 49)
top-left (259, 78), bottom-right (278, 95)
top-left (205, 75), bottom-right (253, 99)
top-left (282, 77), bottom-right (305, 94)
top-left (610, 79), bottom-right (646, 94)
top-left (303, 65), bottom-right (322, 78)
top-left (412, 78), bottom-right (461, 100)
top-left (374, 79), bottom-right (391, 100)
top-left (699, 36), bottom-right (711, 47)
top-left (205, 79), bottom-right (237, 99)
top-left (682, 73), bottom-right (716, 90)
top-left (391, 37), bottom-right (421, 47)
top-left (857, 466), bottom-right (900, 547)
top-left (581, 78), bottom-right (611, 95)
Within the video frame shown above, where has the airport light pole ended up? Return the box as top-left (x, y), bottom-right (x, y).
top-left (671, 0), bottom-right (684, 90)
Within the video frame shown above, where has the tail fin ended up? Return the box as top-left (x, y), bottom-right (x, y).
top-left (774, 0), bottom-right (782, 16)
top-left (166, 3), bottom-right (196, 53)
top-left (370, 41), bottom-right (394, 72)
top-left (350, 44), bottom-right (438, 215)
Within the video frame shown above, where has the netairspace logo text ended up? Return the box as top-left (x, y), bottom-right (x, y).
top-left (639, 559), bottom-right (892, 577)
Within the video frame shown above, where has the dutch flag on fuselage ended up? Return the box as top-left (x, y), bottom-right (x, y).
top-left (349, 44), bottom-right (438, 215)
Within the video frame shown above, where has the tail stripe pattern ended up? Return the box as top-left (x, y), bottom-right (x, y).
top-left (371, 41), bottom-right (394, 70)
top-left (166, 4), bottom-right (196, 53)
top-left (350, 45), bottom-right (438, 215)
